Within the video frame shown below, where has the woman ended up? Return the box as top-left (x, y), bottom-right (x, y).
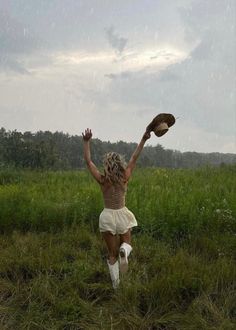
top-left (82, 128), bottom-right (151, 288)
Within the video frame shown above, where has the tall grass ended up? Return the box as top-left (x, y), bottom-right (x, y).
top-left (0, 166), bottom-right (235, 239)
top-left (0, 166), bottom-right (235, 329)
top-left (0, 228), bottom-right (235, 329)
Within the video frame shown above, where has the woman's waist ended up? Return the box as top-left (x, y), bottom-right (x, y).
top-left (103, 197), bottom-right (126, 209)
top-left (103, 206), bottom-right (127, 211)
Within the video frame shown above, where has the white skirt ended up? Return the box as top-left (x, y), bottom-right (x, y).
top-left (99, 206), bottom-right (138, 235)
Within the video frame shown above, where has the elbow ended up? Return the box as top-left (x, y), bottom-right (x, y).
top-left (86, 159), bottom-right (92, 168)
top-left (83, 154), bottom-right (91, 165)
top-left (131, 156), bottom-right (137, 164)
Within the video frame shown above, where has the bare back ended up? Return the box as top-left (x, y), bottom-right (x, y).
top-left (100, 178), bottom-right (128, 209)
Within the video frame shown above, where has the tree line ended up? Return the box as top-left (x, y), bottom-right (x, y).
top-left (0, 127), bottom-right (235, 170)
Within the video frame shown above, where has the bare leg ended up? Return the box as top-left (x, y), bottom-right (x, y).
top-left (119, 229), bottom-right (133, 274)
top-left (119, 228), bottom-right (131, 246)
top-left (102, 231), bottom-right (119, 265)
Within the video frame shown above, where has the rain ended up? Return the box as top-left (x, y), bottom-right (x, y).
top-left (0, 0), bottom-right (235, 153)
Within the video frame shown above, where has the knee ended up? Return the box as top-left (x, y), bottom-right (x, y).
top-left (108, 251), bottom-right (118, 264)
top-left (108, 256), bottom-right (117, 265)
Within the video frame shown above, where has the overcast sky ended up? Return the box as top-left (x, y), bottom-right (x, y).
top-left (0, 0), bottom-right (235, 153)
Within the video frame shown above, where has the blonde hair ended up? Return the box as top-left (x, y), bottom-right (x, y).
top-left (103, 152), bottom-right (126, 184)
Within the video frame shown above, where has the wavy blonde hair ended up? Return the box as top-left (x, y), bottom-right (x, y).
top-left (103, 152), bottom-right (127, 184)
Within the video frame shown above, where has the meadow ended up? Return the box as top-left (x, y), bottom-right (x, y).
top-left (0, 166), bottom-right (235, 329)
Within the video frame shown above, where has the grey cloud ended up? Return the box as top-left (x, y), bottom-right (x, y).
top-left (1, 106), bottom-right (36, 130)
top-left (150, 50), bottom-right (178, 61)
top-left (105, 69), bottom-right (179, 82)
top-left (0, 11), bottom-right (38, 55)
top-left (105, 73), bottom-right (117, 80)
top-left (105, 71), bottom-right (132, 80)
top-left (0, 10), bottom-right (39, 73)
top-left (0, 0), bottom-right (235, 153)
top-left (105, 26), bottom-right (128, 54)
top-left (156, 70), bottom-right (180, 82)
top-left (0, 55), bottom-right (30, 74)
top-left (107, 57), bottom-right (235, 135)
top-left (179, 0), bottom-right (236, 61)
top-left (106, 0), bottom-right (236, 136)
top-left (2, 1), bottom-right (129, 53)
top-left (0, 0), bottom-right (192, 55)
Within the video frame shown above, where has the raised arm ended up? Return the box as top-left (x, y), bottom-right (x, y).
top-left (125, 130), bottom-right (151, 180)
top-left (82, 128), bottom-right (103, 184)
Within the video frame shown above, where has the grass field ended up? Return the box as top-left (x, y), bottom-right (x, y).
top-left (0, 166), bottom-right (236, 329)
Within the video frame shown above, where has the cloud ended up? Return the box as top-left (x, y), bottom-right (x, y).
top-left (105, 0), bottom-right (236, 138)
top-left (0, 10), bottom-right (39, 73)
top-left (104, 73), bottom-right (117, 80)
top-left (105, 26), bottom-right (128, 54)
top-left (0, 0), bottom-right (235, 154)
top-left (1, 105), bottom-right (36, 130)
top-left (0, 11), bottom-right (38, 55)
top-left (0, 55), bottom-right (30, 74)
top-left (103, 46), bottom-right (188, 80)
top-left (159, 118), bottom-right (236, 153)
top-left (105, 71), bottom-right (132, 80)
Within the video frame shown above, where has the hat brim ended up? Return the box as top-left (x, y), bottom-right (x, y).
top-left (146, 113), bottom-right (175, 132)
top-left (155, 128), bottom-right (168, 137)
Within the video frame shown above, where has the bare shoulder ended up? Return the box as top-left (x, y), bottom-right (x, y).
top-left (99, 174), bottom-right (106, 186)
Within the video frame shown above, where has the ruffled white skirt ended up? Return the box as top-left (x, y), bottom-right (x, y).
top-left (99, 206), bottom-right (137, 235)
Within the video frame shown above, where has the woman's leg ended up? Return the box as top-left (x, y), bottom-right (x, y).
top-left (119, 229), bottom-right (133, 274)
top-left (102, 231), bottom-right (119, 265)
top-left (102, 231), bottom-right (120, 289)
top-left (119, 228), bottom-right (131, 245)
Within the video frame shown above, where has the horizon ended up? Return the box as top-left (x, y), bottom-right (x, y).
top-left (1, 126), bottom-right (235, 156)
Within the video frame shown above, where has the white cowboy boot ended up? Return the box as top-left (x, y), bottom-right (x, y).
top-left (107, 260), bottom-right (120, 289)
top-left (119, 242), bottom-right (133, 274)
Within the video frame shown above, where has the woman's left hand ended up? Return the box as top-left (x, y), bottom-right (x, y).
top-left (82, 128), bottom-right (92, 141)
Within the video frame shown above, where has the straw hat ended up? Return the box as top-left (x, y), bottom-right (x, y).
top-left (146, 113), bottom-right (175, 137)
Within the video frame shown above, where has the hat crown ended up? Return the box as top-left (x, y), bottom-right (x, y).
top-left (146, 113), bottom-right (175, 137)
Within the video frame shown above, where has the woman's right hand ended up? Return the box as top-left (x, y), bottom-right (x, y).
top-left (82, 128), bottom-right (92, 141)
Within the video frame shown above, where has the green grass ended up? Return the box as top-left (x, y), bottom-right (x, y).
top-left (0, 229), bottom-right (235, 329)
top-left (0, 166), bottom-right (235, 238)
top-left (0, 166), bottom-right (236, 329)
